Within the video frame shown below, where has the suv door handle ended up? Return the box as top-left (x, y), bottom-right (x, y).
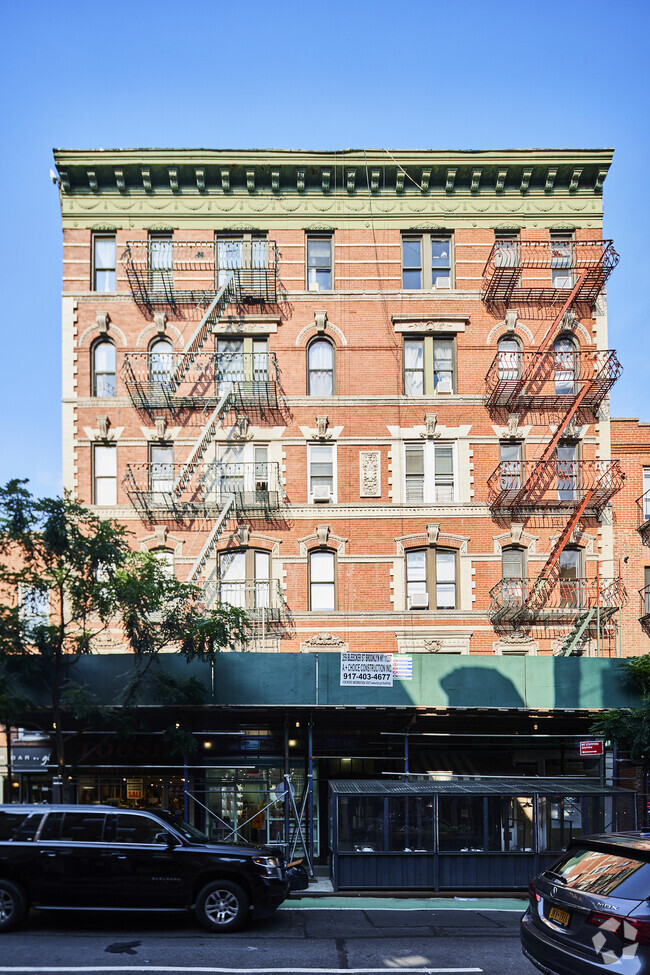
top-left (111, 854), bottom-right (128, 859)
top-left (40, 851), bottom-right (58, 857)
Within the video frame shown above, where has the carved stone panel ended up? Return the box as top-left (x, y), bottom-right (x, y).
top-left (396, 632), bottom-right (470, 654)
top-left (360, 451), bottom-right (381, 498)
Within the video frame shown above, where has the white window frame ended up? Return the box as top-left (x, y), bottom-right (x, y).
top-left (308, 443), bottom-right (337, 504)
top-left (405, 548), bottom-right (458, 610)
top-left (92, 233), bottom-right (116, 292)
top-left (403, 336), bottom-right (455, 395)
top-left (309, 549), bottom-right (336, 611)
top-left (403, 442), bottom-right (456, 504)
top-left (93, 444), bottom-right (117, 506)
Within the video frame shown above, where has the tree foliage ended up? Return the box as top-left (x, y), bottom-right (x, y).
top-left (591, 655), bottom-right (650, 760)
top-left (0, 479), bottom-right (250, 787)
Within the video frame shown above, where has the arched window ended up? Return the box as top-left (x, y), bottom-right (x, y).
top-left (405, 548), bottom-right (457, 610)
top-left (501, 546), bottom-right (525, 607)
top-left (92, 339), bottom-right (116, 397)
top-left (308, 339), bottom-right (334, 396)
top-left (148, 338), bottom-right (174, 394)
top-left (497, 335), bottom-right (522, 383)
top-left (309, 549), bottom-right (336, 610)
top-left (554, 334), bottom-right (577, 395)
top-left (152, 548), bottom-right (175, 578)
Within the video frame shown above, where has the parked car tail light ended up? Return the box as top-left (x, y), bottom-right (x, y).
top-left (586, 910), bottom-right (650, 946)
top-left (528, 881), bottom-right (540, 905)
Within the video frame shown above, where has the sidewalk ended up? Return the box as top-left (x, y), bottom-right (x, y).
top-left (285, 872), bottom-right (528, 911)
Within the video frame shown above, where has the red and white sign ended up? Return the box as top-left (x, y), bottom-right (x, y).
top-left (579, 740), bottom-right (604, 757)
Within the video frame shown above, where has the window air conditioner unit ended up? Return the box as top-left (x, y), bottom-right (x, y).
top-left (408, 592), bottom-right (429, 610)
top-left (434, 277), bottom-right (451, 289)
top-left (312, 485), bottom-right (332, 503)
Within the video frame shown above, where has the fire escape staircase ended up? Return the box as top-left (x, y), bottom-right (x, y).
top-left (484, 245), bottom-right (626, 644)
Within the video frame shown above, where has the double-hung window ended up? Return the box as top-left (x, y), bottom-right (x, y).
top-left (20, 585), bottom-right (50, 638)
top-left (306, 235), bottom-right (333, 291)
top-left (92, 340), bottom-right (116, 398)
top-left (502, 547), bottom-right (525, 606)
top-left (219, 549), bottom-right (271, 610)
top-left (557, 443), bottom-right (578, 502)
top-left (93, 234), bottom-right (116, 291)
top-left (216, 233), bottom-right (268, 292)
top-left (149, 233), bottom-right (173, 292)
top-left (93, 444), bottom-right (117, 506)
top-left (550, 230), bottom-right (574, 288)
top-left (309, 550), bottom-right (336, 610)
top-left (403, 337), bottom-right (455, 395)
top-left (404, 443), bottom-right (455, 503)
top-left (309, 444), bottom-right (335, 503)
top-left (499, 441), bottom-right (522, 491)
top-left (216, 336), bottom-right (269, 392)
top-left (643, 468), bottom-right (650, 521)
top-left (406, 548), bottom-right (457, 610)
top-left (402, 234), bottom-right (453, 289)
top-left (149, 444), bottom-right (174, 502)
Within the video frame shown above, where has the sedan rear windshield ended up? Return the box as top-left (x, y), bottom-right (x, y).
top-left (548, 847), bottom-right (650, 899)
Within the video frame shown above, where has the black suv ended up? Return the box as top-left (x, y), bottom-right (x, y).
top-left (0, 804), bottom-right (289, 933)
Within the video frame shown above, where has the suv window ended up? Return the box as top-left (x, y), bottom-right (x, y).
top-left (549, 846), bottom-right (650, 900)
top-left (109, 814), bottom-right (172, 845)
top-left (41, 812), bottom-right (106, 843)
top-left (0, 811), bottom-right (42, 842)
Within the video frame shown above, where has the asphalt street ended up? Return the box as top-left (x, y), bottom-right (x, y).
top-left (0, 901), bottom-right (537, 975)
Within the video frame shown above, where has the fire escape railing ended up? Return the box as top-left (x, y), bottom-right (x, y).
top-left (481, 239), bottom-right (619, 311)
top-left (639, 584), bottom-right (650, 631)
top-left (487, 460), bottom-right (624, 515)
top-left (122, 462), bottom-right (283, 520)
top-left (202, 578), bottom-right (285, 621)
top-left (482, 236), bottom-right (623, 648)
top-left (637, 489), bottom-right (650, 544)
top-left (121, 239), bottom-right (279, 312)
top-left (485, 349), bottom-right (622, 413)
top-left (122, 352), bottom-right (280, 413)
top-left (489, 577), bottom-right (627, 626)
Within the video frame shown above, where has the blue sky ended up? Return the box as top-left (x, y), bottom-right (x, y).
top-left (1, 0), bottom-right (648, 497)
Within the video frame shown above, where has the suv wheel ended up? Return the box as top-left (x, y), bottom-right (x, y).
top-left (0, 880), bottom-right (27, 933)
top-left (195, 880), bottom-right (249, 933)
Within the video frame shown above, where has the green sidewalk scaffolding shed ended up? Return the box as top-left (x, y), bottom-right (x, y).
top-left (329, 778), bottom-right (637, 892)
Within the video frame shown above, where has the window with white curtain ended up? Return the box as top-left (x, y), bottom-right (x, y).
top-left (308, 339), bottom-right (334, 395)
top-left (93, 234), bottom-right (116, 291)
top-left (403, 337), bottom-right (455, 394)
top-left (92, 340), bottom-right (116, 397)
top-left (93, 444), bottom-right (117, 506)
top-left (308, 444), bottom-right (335, 502)
top-left (309, 550), bottom-right (336, 610)
top-left (148, 338), bottom-right (174, 394)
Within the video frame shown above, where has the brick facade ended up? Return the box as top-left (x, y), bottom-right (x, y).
top-left (55, 148), bottom-right (627, 661)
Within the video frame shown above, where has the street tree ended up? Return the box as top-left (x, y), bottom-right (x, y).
top-left (0, 479), bottom-right (250, 795)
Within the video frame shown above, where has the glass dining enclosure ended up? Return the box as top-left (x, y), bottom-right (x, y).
top-left (329, 778), bottom-right (636, 891)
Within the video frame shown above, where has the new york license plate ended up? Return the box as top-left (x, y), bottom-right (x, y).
top-left (549, 905), bottom-right (571, 928)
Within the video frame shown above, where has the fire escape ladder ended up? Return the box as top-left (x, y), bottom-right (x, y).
top-left (504, 270), bottom-right (589, 411)
top-left (173, 384), bottom-right (234, 497)
top-left (187, 497), bottom-right (235, 586)
top-left (555, 609), bottom-right (595, 657)
top-left (172, 274), bottom-right (236, 391)
top-left (508, 375), bottom-right (596, 511)
top-left (522, 486), bottom-right (597, 617)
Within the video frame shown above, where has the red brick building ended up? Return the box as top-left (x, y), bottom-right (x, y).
top-left (612, 418), bottom-right (650, 654)
top-left (54, 148), bottom-right (624, 660)
top-left (43, 148), bottom-right (639, 840)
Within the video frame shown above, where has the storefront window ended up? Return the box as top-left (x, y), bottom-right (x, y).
top-left (388, 797), bottom-right (435, 851)
top-left (537, 796), bottom-right (585, 852)
top-left (438, 797), bottom-right (485, 851)
top-left (338, 796), bottom-right (385, 852)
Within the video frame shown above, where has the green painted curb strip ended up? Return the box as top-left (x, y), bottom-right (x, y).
top-left (283, 896), bottom-right (527, 911)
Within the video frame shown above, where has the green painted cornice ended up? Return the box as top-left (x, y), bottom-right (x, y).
top-left (53, 147), bottom-right (613, 230)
